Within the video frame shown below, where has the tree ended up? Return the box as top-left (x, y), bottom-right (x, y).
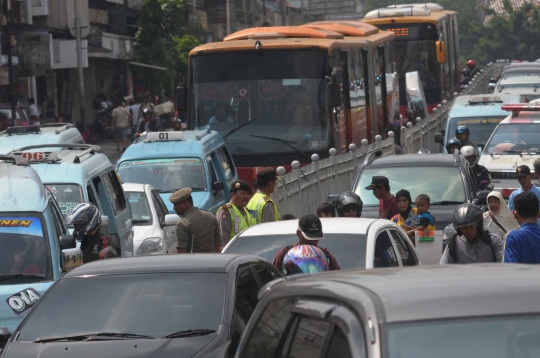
top-left (134, 0), bottom-right (201, 95)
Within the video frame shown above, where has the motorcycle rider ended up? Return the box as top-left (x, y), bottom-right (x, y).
top-left (136, 107), bottom-right (160, 136)
top-left (440, 203), bottom-right (503, 264)
top-left (66, 203), bottom-right (117, 263)
top-left (335, 191), bottom-right (363, 217)
top-left (455, 125), bottom-right (478, 149)
top-left (461, 145), bottom-right (493, 191)
top-left (445, 137), bottom-right (462, 154)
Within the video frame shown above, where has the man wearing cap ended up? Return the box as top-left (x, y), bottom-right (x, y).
top-left (272, 214), bottom-right (340, 271)
top-left (365, 176), bottom-right (398, 220)
top-left (216, 180), bottom-right (255, 248)
top-left (247, 167), bottom-right (281, 224)
top-left (508, 165), bottom-right (540, 225)
top-left (170, 187), bottom-right (220, 253)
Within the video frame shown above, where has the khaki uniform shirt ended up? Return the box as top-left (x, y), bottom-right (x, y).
top-left (176, 207), bottom-right (220, 253)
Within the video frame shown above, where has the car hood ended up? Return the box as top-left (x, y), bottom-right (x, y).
top-left (161, 191), bottom-right (210, 214)
top-left (3, 335), bottom-right (218, 358)
top-left (0, 282), bottom-right (54, 332)
top-left (361, 204), bottom-right (458, 229)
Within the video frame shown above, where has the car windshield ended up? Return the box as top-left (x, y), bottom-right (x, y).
top-left (224, 233), bottom-right (367, 270)
top-left (190, 50), bottom-right (329, 155)
top-left (485, 123), bottom-right (540, 154)
top-left (0, 216), bottom-right (49, 281)
top-left (126, 191), bottom-right (152, 225)
top-left (384, 315), bottom-right (540, 358)
top-left (45, 184), bottom-right (83, 217)
top-left (354, 166), bottom-right (466, 206)
top-left (17, 273), bottom-right (226, 341)
top-left (447, 116), bottom-right (506, 145)
top-left (117, 158), bottom-right (207, 192)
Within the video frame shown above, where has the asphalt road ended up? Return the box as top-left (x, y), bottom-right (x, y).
top-left (99, 139), bottom-right (125, 165)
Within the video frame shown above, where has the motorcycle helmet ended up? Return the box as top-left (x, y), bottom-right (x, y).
top-left (455, 125), bottom-right (470, 142)
top-left (461, 145), bottom-right (478, 167)
top-left (282, 245), bottom-right (329, 276)
top-left (142, 107), bottom-right (153, 117)
top-left (466, 59), bottom-right (476, 70)
top-left (66, 203), bottom-right (101, 242)
top-left (446, 137), bottom-right (462, 154)
top-left (336, 191), bottom-right (363, 217)
top-left (452, 203), bottom-right (484, 237)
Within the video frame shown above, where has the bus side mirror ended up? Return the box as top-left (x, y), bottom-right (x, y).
top-left (436, 41), bottom-right (446, 64)
top-left (327, 82), bottom-right (341, 108)
top-left (176, 86), bottom-right (187, 111)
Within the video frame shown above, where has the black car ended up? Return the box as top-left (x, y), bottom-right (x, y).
top-left (0, 254), bottom-right (282, 358)
top-left (234, 264), bottom-right (540, 358)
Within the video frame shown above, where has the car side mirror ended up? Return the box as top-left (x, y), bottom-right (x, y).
top-left (327, 82), bottom-right (341, 108)
top-left (473, 191), bottom-right (489, 206)
top-left (212, 181), bottom-right (225, 192)
top-left (62, 248), bottom-right (83, 271)
top-left (165, 214), bottom-right (180, 226)
top-left (176, 86), bottom-right (187, 111)
top-left (59, 234), bottom-right (76, 250)
top-left (0, 326), bottom-right (11, 348)
top-left (326, 194), bottom-right (340, 205)
top-left (434, 133), bottom-right (444, 145)
top-left (100, 215), bottom-right (109, 227)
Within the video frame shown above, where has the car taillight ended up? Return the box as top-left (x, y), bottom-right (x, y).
top-left (502, 188), bottom-right (517, 198)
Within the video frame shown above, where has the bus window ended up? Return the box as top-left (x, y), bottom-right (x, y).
top-left (345, 48), bottom-right (369, 144)
top-left (375, 46), bottom-right (389, 127)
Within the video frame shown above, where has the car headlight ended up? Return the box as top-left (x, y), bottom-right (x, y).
top-left (137, 237), bottom-right (163, 255)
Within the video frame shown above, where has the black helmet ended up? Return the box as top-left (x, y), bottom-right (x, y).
top-left (455, 125), bottom-right (470, 140)
top-left (452, 203), bottom-right (486, 239)
top-left (446, 137), bottom-right (462, 154)
top-left (142, 107), bottom-right (153, 116)
top-left (336, 191), bottom-right (362, 217)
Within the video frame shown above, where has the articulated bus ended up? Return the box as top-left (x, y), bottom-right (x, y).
top-left (186, 25), bottom-right (395, 183)
top-left (363, 3), bottom-right (460, 114)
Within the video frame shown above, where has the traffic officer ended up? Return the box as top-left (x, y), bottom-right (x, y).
top-left (247, 167), bottom-right (281, 224)
top-left (216, 180), bottom-right (255, 248)
top-left (170, 187), bottom-right (220, 253)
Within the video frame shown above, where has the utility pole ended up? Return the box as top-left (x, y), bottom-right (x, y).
top-left (3, 0), bottom-right (16, 126)
top-left (74, 0), bottom-right (86, 125)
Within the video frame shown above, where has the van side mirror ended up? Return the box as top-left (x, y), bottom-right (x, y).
top-left (473, 191), bottom-right (489, 206)
top-left (59, 234), bottom-right (76, 250)
top-left (176, 86), bottom-right (187, 111)
top-left (165, 214), bottom-right (180, 226)
top-left (434, 133), bottom-right (444, 145)
top-left (441, 129), bottom-right (446, 137)
top-left (327, 82), bottom-right (341, 108)
top-left (100, 215), bottom-right (109, 227)
top-left (62, 248), bottom-right (83, 271)
top-left (212, 181), bottom-right (225, 192)
top-left (0, 326), bottom-right (11, 348)
top-left (435, 41), bottom-right (446, 64)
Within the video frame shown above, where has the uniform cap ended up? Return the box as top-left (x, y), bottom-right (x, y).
top-left (516, 165), bottom-right (531, 177)
top-left (169, 187), bottom-right (193, 204)
top-left (257, 167), bottom-right (281, 181)
top-left (230, 180), bottom-right (252, 193)
top-left (298, 214), bottom-right (324, 240)
top-left (365, 176), bottom-right (389, 190)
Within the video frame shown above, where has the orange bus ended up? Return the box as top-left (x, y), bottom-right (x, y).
top-left (363, 3), bottom-right (460, 115)
top-left (185, 26), bottom-right (395, 183)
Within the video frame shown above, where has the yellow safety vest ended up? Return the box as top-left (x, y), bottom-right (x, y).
top-left (217, 203), bottom-right (255, 239)
top-left (247, 191), bottom-right (280, 224)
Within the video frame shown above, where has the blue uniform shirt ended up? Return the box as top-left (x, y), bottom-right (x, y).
top-left (504, 223), bottom-right (540, 263)
top-left (508, 185), bottom-right (540, 225)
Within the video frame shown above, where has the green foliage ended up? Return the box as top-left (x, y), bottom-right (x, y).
top-left (134, 0), bottom-right (201, 95)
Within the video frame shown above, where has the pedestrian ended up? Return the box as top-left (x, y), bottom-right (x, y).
top-left (334, 191), bottom-right (362, 217)
top-left (504, 192), bottom-right (540, 263)
top-left (41, 92), bottom-right (56, 120)
top-left (483, 191), bottom-right (519, 239)
top-left (440, 203), bottom-right (503, 264)
top-left (216, 180), bottom-right (255, 249)
top-left (317, 202), bottom-right (336, 218)
top-left (272, 214), bottom-right (340, 272)
top-left (128, 97), bottom-right (140, 140)
top-left (111, 100), bottom-right (130, 152)
top-left (247, 167), bottom-right (281, 224)
top-left (534, 158), bottom-right (540, 187)
top-left (365, 176), bottom-right (398, 220)
top-left (508, 165), bottom-right (540, 225)
top-left (392, 189), bottom-right (417, 241)
top-left (170, 187), bottom-right (220, 253)
top-left (280, 214), bottom-right (297, 220)
top-left (28, 98), bottom-right (39, 124)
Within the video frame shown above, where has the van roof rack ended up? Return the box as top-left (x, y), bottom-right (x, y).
top-left (39, 123), bottom-right (75, 134)
top-left (0, 154), bottom-right (29, 166)
top-left (5, 125), bottom-right (41, 136)
top-left (11, 144), bottom-right (102, 164)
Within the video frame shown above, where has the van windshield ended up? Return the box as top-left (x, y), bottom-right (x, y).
top-left (45, 184), bottom-right (83, 216)
top-left (447, 116), bottom-right (506, 145)
top-left (117, 158), bottom-right (207, 192)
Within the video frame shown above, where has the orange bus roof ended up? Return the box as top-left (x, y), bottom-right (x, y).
top-left (363, 9), bottom-right (448, 25)
top-left (223, 26), bottom-right (344, 41)
top-left (303, 21), bottom-right (380, 37)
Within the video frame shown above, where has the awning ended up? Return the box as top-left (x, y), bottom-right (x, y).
top-left (129, 61), bottom-right (167, 71)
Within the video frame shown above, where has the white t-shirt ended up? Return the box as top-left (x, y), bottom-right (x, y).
top-left (29, 104), bottom-right (39, 117)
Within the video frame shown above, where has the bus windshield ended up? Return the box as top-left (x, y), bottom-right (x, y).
top-left (190, 50), bottom-right (329, 156)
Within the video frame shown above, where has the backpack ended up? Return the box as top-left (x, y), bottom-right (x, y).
top-left (281, 245), bottom-right (334, 270)
top-left (447, 230), bottom-right (497, 263)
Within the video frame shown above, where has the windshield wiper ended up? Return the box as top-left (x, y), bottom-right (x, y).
top-left (161, 329), bottom-right (216, 339)
top-left (0, 274), bottom-right (45, 282)
top-left (222, 117), bottom-right (258, 140)
top-left (158, 188), bottom-right (206, 194)
top-left (431, 201), bottom-right (464, 205)
top-left (34, 332), bottom-right (154, 343)
top-left (250, 135), bottom-right (310, 161)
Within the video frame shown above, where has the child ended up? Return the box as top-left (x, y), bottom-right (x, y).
top-left (415, 194), bottom-right (436, 236)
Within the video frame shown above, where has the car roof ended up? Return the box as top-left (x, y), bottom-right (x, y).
top-left (119, 130), bottom-right (225, 163)
top-left (238, 217), bottom-right (379, 236)
top-left (271, 264), bottom-right (540, 323)
top-left (497, 76), bottom-right (540, 87)
top-left (367, 154), bottom-right (460, 168)
top-left (63, 254), bottom-right (267, 277)
top-left (448, 94), bottom-right (521, 119)
top-left (499, 111), bottom-right (540, 124)
top-left (0, 125), bottom-right (82, 154)
top-left (121, 182), bottom-right (151, 192)
top-left (0, 162), bottom-right (49, 212)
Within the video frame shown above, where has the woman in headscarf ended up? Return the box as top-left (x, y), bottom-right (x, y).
top-left (483, 191), bottom-right (519, 239)
top-left (392, 189), bottom-right (418, 242)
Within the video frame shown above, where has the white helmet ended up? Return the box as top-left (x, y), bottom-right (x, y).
top-left (461, 145), bottom-right (478, 166)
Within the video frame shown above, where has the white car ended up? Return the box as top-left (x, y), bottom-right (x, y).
top-left (223, 218), bottom-right (430, 268)
top-left (122, 183), bottom-right (179, 255)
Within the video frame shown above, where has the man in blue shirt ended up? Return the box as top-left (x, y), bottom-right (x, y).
top-left (508, 165), bottom-right (540, 225)
top-left (504, 191), bottom-right (540, 263)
